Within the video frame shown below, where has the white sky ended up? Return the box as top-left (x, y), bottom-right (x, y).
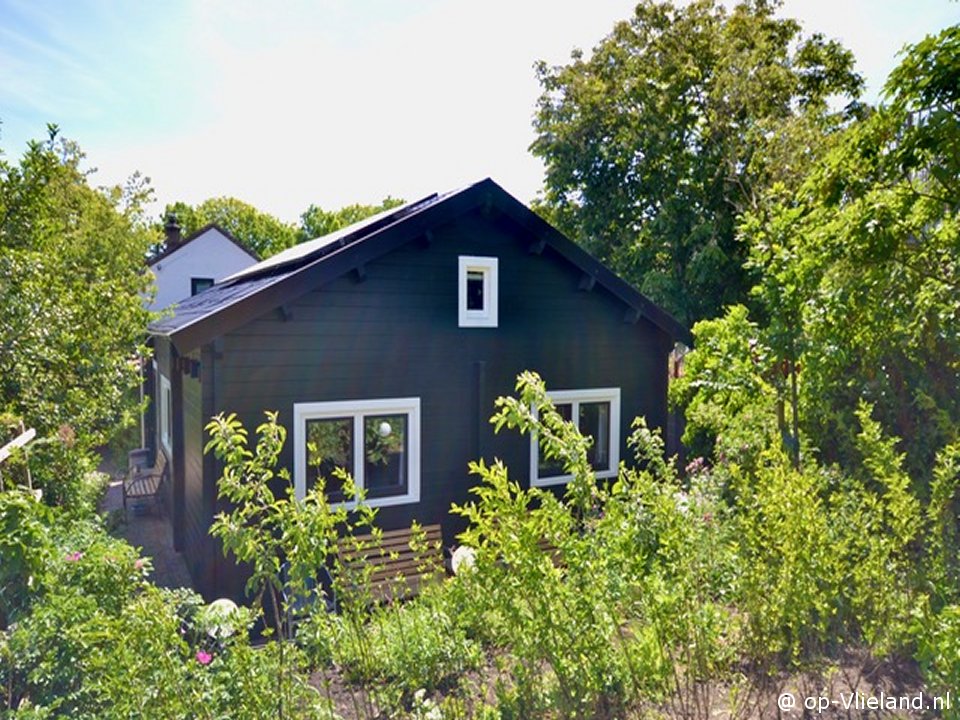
top-left (1, 0), bottom-right (956, 223)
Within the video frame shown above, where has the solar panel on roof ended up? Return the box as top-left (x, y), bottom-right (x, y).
top-left (220, 192), bottom-right (440, 285)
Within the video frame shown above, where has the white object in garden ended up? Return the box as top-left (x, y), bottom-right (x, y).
top-left (451, 545), bottom-right (476, 575)
top-left (205, 597), bottom-right (240, 638)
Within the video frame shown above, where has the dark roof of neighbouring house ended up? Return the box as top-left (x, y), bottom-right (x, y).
top-left (149, 178), bottom-right (691, 352)
top-left (147, 223), bottom-right (260, 267)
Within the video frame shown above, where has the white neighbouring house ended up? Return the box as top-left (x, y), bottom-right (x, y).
top-left (135, 218), bottom-right (260, 455)
top-left (145, 218), bottom-right (259, 313)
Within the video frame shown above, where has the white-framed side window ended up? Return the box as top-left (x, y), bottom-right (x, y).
top-left (294, 397), bottom-right (421, 508)
top-left (530, 388), bottom-right (621, 487)
top-left (458, 255), bottom-right (498, 327)
top-left (159, 373), bottom-right (172, 455)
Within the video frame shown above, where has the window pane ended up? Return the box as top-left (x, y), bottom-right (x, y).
top-left (306, 417), bottom-right (353, 498)
top-left (538, 403), bottom-right (573, 477)
top-left (191, 277), bottom-right (214, 295)
top-left (466, 270), bottom-right (485, 311)
top-left (364, 414), bottom-right (407, 496)
top-left (579, 401), bottom-right (611, 471)
top-left (162, 383), bottom-right (172, 445)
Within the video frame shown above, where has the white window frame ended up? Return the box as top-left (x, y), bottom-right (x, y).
top-left (458, 255), bottom-right (498, 328)
top-left (530, 388), bottom-right (621, 487)
top-left (293, 397), bottom-right (421, 508)
top-left (159, 373), bottom-right (172, 455)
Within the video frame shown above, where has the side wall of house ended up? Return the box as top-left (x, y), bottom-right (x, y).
top-left (208, 208), bottom-right (672, 601)
top-left (181, 350), bottom-right (216, 597)
top-left (154, 337), bottom-right (216, 598)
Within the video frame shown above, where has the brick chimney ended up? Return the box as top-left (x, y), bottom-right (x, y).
top-left (164, 212), bottom-right (182, 249)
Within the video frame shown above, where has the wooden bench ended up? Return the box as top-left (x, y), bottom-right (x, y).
top-left (537, 536), bottom-right (564, 566)
top-left (335, 524), bottom-right (445, 604)
top-left (122, 451), bottom-right (167, 517)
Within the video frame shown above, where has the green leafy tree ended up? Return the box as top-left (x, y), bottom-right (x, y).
top-left (744, 24), bottom-right (960, 478)
top-left (160, 197), bottom-right (298, 259)
top-left (669, 305), bottom-right (782, 468)
top-left (531, 0), bottom-right (863, 324)
top-left (298, 196), bottom-right (404, 241)
top-left (0, 127), bottom-right (155, 453)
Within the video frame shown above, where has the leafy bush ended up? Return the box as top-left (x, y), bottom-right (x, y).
top-left (733, 449), bottom-right (844, 662)
top-left (916, 605), bottom-right (960, 720)
top-left (333, 586), bottom-right (484, 694)
top-left (0, 489), bottom-right (53, 627)
top-left (448, 372), bottom-right (738, 717)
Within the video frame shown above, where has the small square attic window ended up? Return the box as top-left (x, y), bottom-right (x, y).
top-left (458, 256), bottom-right (498, 327)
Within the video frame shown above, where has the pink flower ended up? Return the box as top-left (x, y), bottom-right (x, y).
top-left (134, 558), bottom-right (145, 570)
top-left (66, 551), bottom-right (83, 562)
top-left (196, 650), bottom-right (213, 665)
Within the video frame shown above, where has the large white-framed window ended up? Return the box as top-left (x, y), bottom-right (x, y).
top-left (294, 397), bottom-right (421, 508)
top-left (159, 373), bottom-right (172, 455)
top-left (458, 255), bottom-right (498, 327)
top-left (530, 388), bottom-right (621, 487)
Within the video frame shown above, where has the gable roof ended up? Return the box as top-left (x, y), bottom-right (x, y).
top-left (147, 223), bottom-right (260, 267)
top-left (149, 178), bottom-right (691, 353)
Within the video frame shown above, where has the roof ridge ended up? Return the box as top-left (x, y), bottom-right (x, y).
top-left (219, 192), bottom-right (441, 286)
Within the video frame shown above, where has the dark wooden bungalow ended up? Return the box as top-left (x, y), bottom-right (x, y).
top-left (147, 178), bottom-right (690, 600)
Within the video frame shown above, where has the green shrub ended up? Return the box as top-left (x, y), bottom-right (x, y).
top-left (0, 489), bottom-right (53, 627)
top-left (333, 586), bottom-right (483, 693)
top-left (449, 372), bottom-right (738, 717)
top-left (733, 449), bottom-right (842, 662)
top-left (915, 604), bottom-right (960, 720)
top-left (926, 442), bottom-right (960, 607)
top-left (0, 414), bottom-right (102, 514)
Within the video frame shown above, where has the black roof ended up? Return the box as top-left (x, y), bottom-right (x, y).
top-left (149, 178), bottom-right (691, 352)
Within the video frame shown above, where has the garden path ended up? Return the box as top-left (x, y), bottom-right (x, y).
top-left (99, 473), bottom-right (193, 590)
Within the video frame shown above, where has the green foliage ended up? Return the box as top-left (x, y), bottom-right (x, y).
top-left (0, 129), bottom-right (155, 454)
top-left (0, 413), bottom-right (105, 514)
top-left (161, 194), bottom-right (407, 261)
top-left (205, 411), bottom-right (375, 637)
top-left (0, 474), bottom-right (330, 718)
top-left (915, 604), bottom-right (960, 720)
top-left (5, 581), bottom-right (329, 719)
top-left (0, 489), bottom-right (52, 627)
top-left (7, 364), bottom-right (960, 716)
top-left (299, 197), bottom-right (404, 241)
top-left (449, 372), bottom-right (737, 717)
top-left (669, 305), bottom-right (781, 466)
top-left (733, 449), bottom-right (843, 661)
top-left (161, 196), bottom-right (298, 259)
top-left (724, 401), bottom-right (927, 664)
top-left (926, 442), bottom-right (960, 605)
top-left (328, 585), bottom-right (484, 695)
top-left (531, 0), bottom-right (862, 324)
top-left (744, 24), bottom-right (960, 479)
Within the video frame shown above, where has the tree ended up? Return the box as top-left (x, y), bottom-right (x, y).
top-left (0, 127), bottom-right (155, 451)
top-left (744, 25), bottom-right (960, 478)
top-left (531, 0), bottom-right (863, 325)
top-left (160, 197), bottom-right (298, 259)
top-left (298, 196), bottom-right (405, 241)
top-left (160, 196), bottom-right (406, 260)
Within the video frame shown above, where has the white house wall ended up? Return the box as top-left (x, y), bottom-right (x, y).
top-left (146, 229), bottom-right (257, 312)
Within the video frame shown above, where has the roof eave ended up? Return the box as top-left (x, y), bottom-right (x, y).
top-left (155, 187), bottom-right (486, 354)
top-left (487, 186), bottom-right (692, 345)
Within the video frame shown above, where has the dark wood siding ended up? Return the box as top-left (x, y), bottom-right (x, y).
top-left (180, 353), bottom-right (213, 596)
top-left (211, 207), bottom-right (671, 588)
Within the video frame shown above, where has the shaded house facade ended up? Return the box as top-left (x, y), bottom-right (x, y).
top-left (148, 179), bottom-right (689, 600)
